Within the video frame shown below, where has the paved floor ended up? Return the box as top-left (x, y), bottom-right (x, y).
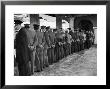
top-left (33, 46), bottom-right (97, 76)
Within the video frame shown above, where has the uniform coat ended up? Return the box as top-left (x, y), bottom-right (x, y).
top-left (16, 27), bottom-right (31, 76)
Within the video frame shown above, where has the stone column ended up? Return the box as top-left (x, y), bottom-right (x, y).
top-left (69, 17), bottom-right (74, 32)
top-left (30, 14), bottom-right (40, 26)
top-left (56, 15), bottom-right (62, 29)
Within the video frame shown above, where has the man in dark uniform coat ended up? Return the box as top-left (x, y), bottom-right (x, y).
top-left (15, 20), bottom-right (31, 76)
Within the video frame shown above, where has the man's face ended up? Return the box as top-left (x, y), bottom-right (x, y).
top-left (30, 24), bottom-right (34, 29)
top-left (42, 28), bottom-right (46, 32)
top-left (14, 24), bottom-right (21, 30)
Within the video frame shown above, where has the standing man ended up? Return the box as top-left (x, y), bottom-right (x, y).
top-left (56, 28), bottom-right (64, 60)
top-left (45, 26), bottom-right (52, 65)
top-left (48, 28), bottom-right (56, 64)
top-left (15, 20), bottom-right (32, 76)
top-left (54, 29), bottom-right (60, 61)
top-left (65, 30), bottom-right (72, 55)
top-left (41, 26), bottom-right (49, 68)
top-left (25, 24), bottom-right (39, 74)
top-left (53, 29), bottom-right (57, 62)
top-left (68, 28), bottom-right (75, 54)
top-left (34, 24), bottom-right (44, 72)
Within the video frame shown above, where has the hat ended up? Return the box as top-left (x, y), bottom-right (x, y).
top-left (41, 26), bottom-right (46, 29)
top-left (33, 24), bottom-right (39, 27)
top-left (33, 24), bottom-right (40, 29)
top-left (46, 26), bottom-right (50, 30)
top-left (14, 20), bottom-right (23, 24)
top-left (24, 24), bottom-right (30, 28)
top-left (68, 28), bottom-right (71, 30)
top-left (53, 29), bottom-right (57, 32)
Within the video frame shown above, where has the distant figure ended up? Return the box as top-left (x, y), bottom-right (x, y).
top-left (65, 30), bottom-right (72, 55)
top-left (48, 28), bottom-right (56, 64)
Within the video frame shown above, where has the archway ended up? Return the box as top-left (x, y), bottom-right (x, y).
top-left (78, 19), bottom-right (93, 32)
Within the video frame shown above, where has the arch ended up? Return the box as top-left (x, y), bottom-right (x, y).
top-left (78, 19), bottom-right (93, 32)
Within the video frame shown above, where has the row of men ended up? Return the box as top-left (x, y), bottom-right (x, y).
top-left (14, 20), bottom-right (95, 76)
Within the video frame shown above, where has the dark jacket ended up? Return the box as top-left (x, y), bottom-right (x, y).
top-left (16, 27), bottom-right (30, 66)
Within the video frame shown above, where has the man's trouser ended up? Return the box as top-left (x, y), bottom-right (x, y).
top-left (51, 47), bottom-right (55, 63)
top-left (65, 43), bottom-right (71, 56)
top-left (80, 41), bottom-right (84, 50)
top-left (74, 41), bottom-right (77, 52)
top-left (65, 43), bottom-right (68, 56)
top-left (56, 43), bottom-right (62, 61)
top-left (43, 47), bottom-right (49, 67)
top-left (48, 47), bottom-right (55, 64)
top-left (68, 43), bottom-right (71, 55)
top-left (17, 48), bottom-right (31, 76)
top-left (53, 46), bottom-right (57, 62)
top-left (58, 45), bottom-right (61, 60)
top-left (35, 50), bottom-right (41, 72)
top-left (18, 61), bottom-right (31, 76)
top-left (47, 47), bottom-right (52, 65)
top-left (71, 41), bottom-right (75, 53)
top-left (30, 50), bottom-right (36, 74)
top-left (78, 41), bottom-right (81, 52)
top-left (54, 43), bottom-right (59, 62)
top-left (63, 43), bottom-right (66, 57)
top-left (60, 44), bottom-right (64, 59)
top-left (86, 39), bottom-right (91, 49)
top-left (77, 41), bottom-right (80, 52)
top-left (35, 47), bottom-right (44, 71)
top-left (90, 39), bottom-right (92, 47)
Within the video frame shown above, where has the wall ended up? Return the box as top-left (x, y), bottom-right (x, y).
top-left (74, 14), bottom-right (97, 29)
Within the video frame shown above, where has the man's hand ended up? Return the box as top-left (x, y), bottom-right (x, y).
top-left (28, 45), bottom-right (35, 51)
top-left (39, 45), bottom-right (44, 48)
top-left (52, 44), bottom-right (55, 48)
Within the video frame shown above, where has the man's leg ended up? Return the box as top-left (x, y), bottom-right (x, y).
top-left (39, 47), bottom-right (44, 71)
top-left (35, 49), bottom-right (41, 72)
top-left (30, 51), bottom-right (36, 74)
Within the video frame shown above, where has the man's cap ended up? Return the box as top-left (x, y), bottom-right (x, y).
top-left (33, 24), bottom-right (40, 30)
top-left (68, 28), bottom-right (71, 30)
top-left (65, 30), bottom-right (68, 33)
top-left (33, 24), bottom-right (40, 27)
top-left (53, 29), bottom-right (57, 32)
top-left (14, 20), bottom-right (23, 24)
top-left (46, 26), bottom-right (50, 29)
top-left (24, 24), bottom-right (30, 28)
top-left (24, 24), bottom-right (30, 26)
top-left (41, 26), bottom-right (46, 29)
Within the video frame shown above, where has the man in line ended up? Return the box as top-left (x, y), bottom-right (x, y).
top-left (41, 26), bottom-right (49, 68)
top-left (25, 24), bottom-right (39, 74)
top-left (34, 24), bottom-right (44, 72)
top-left (15, 20), bottom-right (32, 76)
top-left (65, 30), bottom-right (72, 56)
top-left (68, 28), bottom-right (75, 54)
top-left (48, 28), bottom-right (56, 64)
top-left (45, 26), bottom-right (53, 65)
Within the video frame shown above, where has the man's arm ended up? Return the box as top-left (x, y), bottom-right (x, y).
top-left (33, 33), bottom-right (39, 47)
